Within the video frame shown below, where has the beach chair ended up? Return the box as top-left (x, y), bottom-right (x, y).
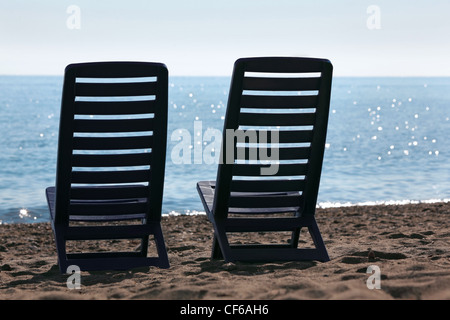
top-left (197, 57), bottom-right (332, 262)
top-left (46, 62), bottom-right (170, 272)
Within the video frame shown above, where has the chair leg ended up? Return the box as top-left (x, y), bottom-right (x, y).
top-left (211, 222), bottom-right (234, 262)
top-left (153, 225), bottom-right (170, 268)
top-left (53, 227), bottom-right (69, 273)
top-left (290, 228), bottom-right (301, 248)
top-left (307, 217), bottom-right (330, 262)
top-left (211, 235), bottom-right (224, 260)
top-left (209, 216), bottom-right (329, 263)
top-left (140, 236), bottom-right (149, 257)
top-left (139, 217), bottom-right (149, 257)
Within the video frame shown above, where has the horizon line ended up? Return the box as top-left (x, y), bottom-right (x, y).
top-left (1, 73), bottom-right (450, 78)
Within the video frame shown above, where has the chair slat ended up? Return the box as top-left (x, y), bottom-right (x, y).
top-left (70, 185), bottom-right (149, 200)
top-left (278, 130), bottom-right (314, 143)
top-left (74, 118), bottom-right (154, 133)
top-left (67, 252), bottom-right (144, 258)
top-left (232, 163), bottom-right (308, 177)
top-left (228, 207), bottom-right (300, 214)
top-left (228, 193), bottom-right (301, 208)
top-left (71, 61), bottom-right (166, 78)
top-left (75, 81), bottom-right (157, 96)
top-left (72, 153), bottom-right (152, 167)
top-left (71, 169), bottom-right (150, 184)
top-left (69, 201), bottom-right (148, 215)
top-left (235, 146), bottom-right (311, 160)
top-left (230, 179), bottom-right (306, 193)
top-left (64, 223), bottom-right (160, 240)
top-left (75, 101), bottom-right (155, 115)
top-left (242, 57), bottom-right (325, 73)
top-left (73, 136), bottom-right (153, 150)
top-left (243, 77), bottom-right (321, 91)
top-left (239, 112), bottom-right (316, 126)
top-left (241, 95), bottom-right (318, 109)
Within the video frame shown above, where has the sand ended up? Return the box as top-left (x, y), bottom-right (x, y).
top-left (0, 202), bottom-right (449, 300)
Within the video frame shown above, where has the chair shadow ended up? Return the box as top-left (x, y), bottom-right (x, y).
top-left (195, 258), bottom-right (317, 276)
top-left (6, 263), bottom-right (152, 288)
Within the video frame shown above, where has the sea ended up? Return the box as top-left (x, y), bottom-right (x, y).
top-left (0, 76), bottom-right (449, 224)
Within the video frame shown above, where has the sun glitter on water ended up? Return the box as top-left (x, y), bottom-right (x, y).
top-left (19, 208), bottom-right (30, 219)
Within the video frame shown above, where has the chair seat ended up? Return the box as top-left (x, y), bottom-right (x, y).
top-left (46, 186), bottom-right (147, 222)
top-left (197, 181), bottom-right (303, 217)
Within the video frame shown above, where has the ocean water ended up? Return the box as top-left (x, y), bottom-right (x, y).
top-left (0, 76), bottom-right (449, 224)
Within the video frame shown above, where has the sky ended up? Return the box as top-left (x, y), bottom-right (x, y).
top-left (0, 0), bottom-right (449, 76)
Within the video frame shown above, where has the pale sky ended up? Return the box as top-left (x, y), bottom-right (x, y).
top-left (1, 0), bottom-right (449, 76)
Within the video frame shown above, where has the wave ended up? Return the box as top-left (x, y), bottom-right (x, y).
top-left (162, 198), bottom-right (450, 216)
top-left (317, 198), bottom-right (450, 209)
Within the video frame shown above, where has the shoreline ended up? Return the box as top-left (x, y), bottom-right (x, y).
top-left (2, 198), bottom-right (450, 225)
top-left (0, 201), bottom-right (449, 300)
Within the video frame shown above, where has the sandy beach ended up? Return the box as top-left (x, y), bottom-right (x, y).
top-left (0, 201), bottom-right (449, 301)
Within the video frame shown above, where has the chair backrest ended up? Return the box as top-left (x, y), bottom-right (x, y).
top-left (213, 57), bottom-right (333, 219)
top-left (54, 62), bottom-right (168, 225)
